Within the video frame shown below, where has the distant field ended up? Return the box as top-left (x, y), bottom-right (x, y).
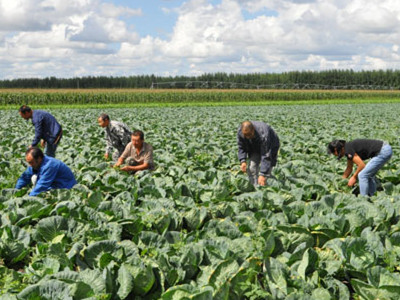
top-left (1, 88), bottom-right (400, 108)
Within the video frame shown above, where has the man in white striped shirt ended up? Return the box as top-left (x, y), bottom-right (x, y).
top-left (98, 113), bottom-right (132, 162)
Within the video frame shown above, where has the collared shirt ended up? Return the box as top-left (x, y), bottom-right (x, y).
top-left (15, 156), bottom-right (77, 196)
top-left (31, 110), bottom-right (62, 146)
top-left (237, 121), bottom-right (280, 175)
top-left (120, 141), bottom-right (154, 168)
top-left (105, 120), bottom-right (132, 154)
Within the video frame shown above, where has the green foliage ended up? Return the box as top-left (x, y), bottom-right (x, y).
top-left (2, 88), bottom-right (400, 108)
top-left (0, 69), bottom-right (400, 89)
top-left (1, 103), bottom-right (400, 298)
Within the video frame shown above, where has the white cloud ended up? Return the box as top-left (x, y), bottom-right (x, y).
top-left (0, 0), bottom-right (52, 31)
top-left (100, 3), bottom-right (142, 18)
top-left (338, 0), bottom-right (399, 34)
top-left (69, 14), bottom-right (138, 43)
top-left (161, 0), bottom-right (239, 58)
top-left (1, 0), bottom-right (400, 78)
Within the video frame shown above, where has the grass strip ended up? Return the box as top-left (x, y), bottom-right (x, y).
top-left (1, 97), bottom-right (400, 110)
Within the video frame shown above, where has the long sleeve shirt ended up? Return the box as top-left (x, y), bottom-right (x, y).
top-left (237, 121), bottom-right (280, 175)
top-left (15, 156), bottom-right (77, 196)
top-left (31, 110), bottom-right (62, 146)
top-left (105, 120), bottom-right (132, 154)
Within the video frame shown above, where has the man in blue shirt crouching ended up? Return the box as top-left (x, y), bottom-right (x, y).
top-left (16, 147), bottom-right (77, 196)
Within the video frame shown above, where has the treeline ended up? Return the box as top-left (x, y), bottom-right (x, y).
top-left (0, 69), bottom-right (400, 89)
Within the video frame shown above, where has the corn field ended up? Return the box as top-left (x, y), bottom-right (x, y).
top-left (1, 89), bottom-right (400, 106)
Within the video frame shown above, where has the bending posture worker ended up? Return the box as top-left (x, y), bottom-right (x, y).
top-left (16, 147), bottom-right (77, 196)
top-left (114, 130), bottom-right (154, 173)
top-left (19, 105), bottom-right (62, 157)
top-left (98, 113), bottom-right (132, 161)
top-left (328, 139), bottom-right (392, 196)
top-left (237, 120), bottom-right (280, 186)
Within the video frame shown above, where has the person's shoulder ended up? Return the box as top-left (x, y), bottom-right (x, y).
top-left (144, 142), bottom-right (153, 150)
top-left (108, 121), bottom-right (120, 131)
top-left (253, 121), bottom-right (270, 128)
top-left (237, 125), bottom-right (243, 136)
top-left (344, 140), bottom-right (357, 151)
top-left (43, 155), bottom-right (57, 164)
top-left (348, 139), bottom-right (366, 145)
top-left (40, 156), bottom-right (53, 170)
top-left (36, 110), bottom-right (55, 119)
top-left (32, 110), bottom-right (43, 119)
top-left (112, 120), bottom-right (126, 127)
top-left (47, 156), bottom-right (70, 169)
top-left (344, 140), bottom-right (352, 148)
top-left (251, 120), bottom-right (266, 124)
top-left (38, 110), bottom-right (52, 116)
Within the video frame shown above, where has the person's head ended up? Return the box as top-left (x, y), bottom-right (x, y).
top-left (97, 113), bottom-right (110, 128)
top-left (131, 130), bottom-right (144, 148)
top-left (241, 121), bottom-right (255, 139)
top-left (26, 147), bottom-right (44, 170)
top-left (327, 140), bottom-right (346, 159)
top-left (19, 105), bottom-right (33, 120)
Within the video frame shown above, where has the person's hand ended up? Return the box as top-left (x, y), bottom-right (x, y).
top-left (258, 176), bottom-right (266, 186)
top-left (348, 176), bottom-right (357, 187)
top-left (40, 140), bottom-right (46, 148)
top-left (104, 153), bottom-right (109, 160)
top-left (120, 166), bottom-right (130, 172)
top-left (240, 162), bottom-right (247, 173)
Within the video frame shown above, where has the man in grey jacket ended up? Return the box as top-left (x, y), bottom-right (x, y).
top-left (98, 114), bottom-right (132, 161)
top-left (237, 121), bottom-right (280, 186)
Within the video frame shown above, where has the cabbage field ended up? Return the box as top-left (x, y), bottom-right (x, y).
top-left (1, 103), bottom-right (400, 299)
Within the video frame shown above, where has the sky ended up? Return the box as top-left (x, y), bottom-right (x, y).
top-left (0, 0), bottom-right (399, 79)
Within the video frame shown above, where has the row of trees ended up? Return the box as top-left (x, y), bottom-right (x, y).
top-left (0, 70), bottom-right (399, 89)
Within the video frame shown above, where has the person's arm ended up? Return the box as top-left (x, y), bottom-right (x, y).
top-left (259, 124), bottom-right (274, 178)
top-left (120, 162), bottom-right (149, 172)
top-left (342, 159), bottom-right (354, 178)
top-left (122, 123), bottom-right (132, 140)
top-left (29, 163), bottom-right (59, 196)
top-left (259, 155), bottom-right (271, 176)
top-left (105, 129), bottom-right (113, 158)
top-left (31, 114), bottom-right (43, 147)
top-left (113, 143), bottom-right (130, 167)
top-left (237, 132), bottom-right (247, 172)
top-left (114, 156), bottom-right (125, 167)
top-left (120, 124), bottom-right (132, 151)
top-left (259, 135), bottom-right (272, 176)
top-left (15, 168), bottom-right (33, 189)
top-left (258, 150), bottom-right (271, 186)
top-left (348, 154), bottom-right (365, 187)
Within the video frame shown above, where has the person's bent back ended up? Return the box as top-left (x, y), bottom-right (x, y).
top-left (16, 147), bottom-right (76, 196)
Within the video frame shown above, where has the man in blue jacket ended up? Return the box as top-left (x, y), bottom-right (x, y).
top-left (19, 105), bottom-right (62, 157)
top-left (237, 121), bottom-right (280, 186)
top-left (15, 147), bottom-right (77, 196)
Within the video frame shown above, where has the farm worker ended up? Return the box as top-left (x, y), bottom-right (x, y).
top-left (327, 139), bottom-right (392, 196)
top-left (18, 105), bottom-right (62, 157)
top-left (97, 113), bottom-right (132, 161)
top-left (114, 130), bottom-right (154, 174)
top-left (15, 147), bottom-right (77, 196)
top-left (237, 121), bottom-right (280, 186)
